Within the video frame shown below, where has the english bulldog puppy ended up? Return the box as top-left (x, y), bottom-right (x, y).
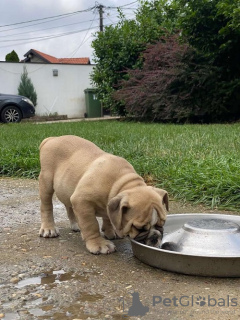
top-left (39, 135), bottom-right (168, 254)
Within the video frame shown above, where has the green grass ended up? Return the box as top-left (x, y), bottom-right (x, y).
top-left (1, 120), bottom-right (240, 210)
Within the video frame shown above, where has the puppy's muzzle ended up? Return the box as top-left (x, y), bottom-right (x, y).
top-left (134, 227), bottom-right (164, 247)
top-left (145, 229), bottom-right (162, 247)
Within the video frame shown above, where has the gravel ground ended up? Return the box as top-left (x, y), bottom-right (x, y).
top-left (1, 177), bottom-right (240, 320)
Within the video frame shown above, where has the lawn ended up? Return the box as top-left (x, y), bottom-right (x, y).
top-left (0, 120), bottom-right (240, 210)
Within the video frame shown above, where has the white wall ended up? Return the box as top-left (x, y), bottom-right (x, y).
top-left (0, 62), bottom-right (94, 118)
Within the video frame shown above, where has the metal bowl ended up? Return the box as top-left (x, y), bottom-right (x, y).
top-left (131, 214), bottom-right (240, 277)
top-left (161, 218), bottom-right (240, 256)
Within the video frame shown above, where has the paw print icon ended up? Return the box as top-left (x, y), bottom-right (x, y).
top-left (196, 296), bottom-right (206, 307)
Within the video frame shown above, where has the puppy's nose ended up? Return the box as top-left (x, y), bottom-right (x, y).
top-left (145, 229), bottom-right (162, 247)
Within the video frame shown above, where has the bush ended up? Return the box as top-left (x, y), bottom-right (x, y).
top-left (114, 34), bottom-right (189, 121)
top-left (114, 33), bottom-right (240, 123)
top-left (93, 0), bottom-right (240, 122)
top-left (18, 66), bottom-right (37, 106)
top-left (91, 1), bottom-right (176, 114)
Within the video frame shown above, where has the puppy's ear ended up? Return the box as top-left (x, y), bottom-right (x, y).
top-left (153, 188), bottom-right (169, 211)
top-left (108, 194), bottom-right (129, 230)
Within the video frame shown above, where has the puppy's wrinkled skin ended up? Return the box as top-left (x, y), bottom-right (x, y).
top-left (39, 135), bottom-right (168, 254)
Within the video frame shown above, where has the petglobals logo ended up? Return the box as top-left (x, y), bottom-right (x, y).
top-left (119, 292), bottom-right (238, 318)
top-left (152, 295), bottom-right (238, 308)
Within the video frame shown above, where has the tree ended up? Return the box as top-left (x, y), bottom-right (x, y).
top-left (91, 19), bottom-right (144, 114)
top-left (18, 66), bottom-right (37, 106)
top-left (92, 0), bottom-right (240, 122)
top-left (91, 0), bottom-right (178, 113)
top-left (114, 35), bottom-right (232, 122)
top-left (176, 0), bottom-right (240, 120)
top-left (5, 50), bottom-right (19, 62)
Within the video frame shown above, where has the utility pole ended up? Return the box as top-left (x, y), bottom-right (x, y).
top-left (96, 4), bottom-right (104, 32)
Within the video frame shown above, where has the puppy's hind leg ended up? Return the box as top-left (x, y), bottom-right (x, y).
top-left (39, 172), bottom-right (59, 238)
top-left (65, 206), bottom-right (80, 232)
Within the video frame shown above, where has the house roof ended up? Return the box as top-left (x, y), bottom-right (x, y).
top-left (23, 49), bottom-right (90, 64)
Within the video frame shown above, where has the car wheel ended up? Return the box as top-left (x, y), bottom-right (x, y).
top-left (1, 106), bottom-right (22, 123)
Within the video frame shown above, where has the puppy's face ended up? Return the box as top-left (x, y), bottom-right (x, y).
top-left (107, 186), bottom-right (168, 247)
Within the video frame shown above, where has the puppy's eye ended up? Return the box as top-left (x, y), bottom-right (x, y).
top-left (155, 225), bottom-right (164, 232)
top-left (134, 225), bottom-right (147, 233)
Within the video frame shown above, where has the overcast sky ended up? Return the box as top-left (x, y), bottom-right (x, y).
top-left (0, 0), bottom-right (138, 62)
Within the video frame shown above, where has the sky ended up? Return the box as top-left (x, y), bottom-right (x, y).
top-left (0, 0), bottom-right (138, 62)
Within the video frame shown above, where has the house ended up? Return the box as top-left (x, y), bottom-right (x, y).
top-left (0, 49), bottom-right (95, 118)
top-left (22, 49), bottom-right (91, 65)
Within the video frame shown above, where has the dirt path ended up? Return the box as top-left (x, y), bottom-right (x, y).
top-left (0, 178), bottom-right (240, 320)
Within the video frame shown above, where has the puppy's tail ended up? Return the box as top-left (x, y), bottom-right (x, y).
top-left (39, 137), bottom-right (56, 150)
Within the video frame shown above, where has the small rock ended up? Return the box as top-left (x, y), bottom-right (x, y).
top-left (11, 272), bottom-right (18, 277)
top-left (10, 277), bottom-right (19, 284)
top-left (125, 285), bottom-right (132, 289)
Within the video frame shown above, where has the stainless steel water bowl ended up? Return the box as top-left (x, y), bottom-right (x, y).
top-left (161, 218), bottom-right (240, 256)
top-left (131, 214), bottom-right (240, 277)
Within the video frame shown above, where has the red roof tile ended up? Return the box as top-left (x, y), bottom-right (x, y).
top-left (33, 49), bottom-right (59, 63)
top-left (24, 49), bottom-right (90, 64)
top-left (58, 58), bottom-right (90, 64)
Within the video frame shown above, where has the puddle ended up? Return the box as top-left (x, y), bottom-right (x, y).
top-left (29, 308), bottom-right (46, 316)
top-left (79, 292), bottom-right (104, 302)
top-left (15, 276), bottom-right (41, 288)
top-left (2, 270), bottom-right (106, 320)
top-left (37, 301), bottom-right (104, 320)
top-left (1, 314), bottom-right (20, 320)
top-left (16, 269), bottom-right (88, 288)
top-left (2, 310), bottom-right (45, 320)
top-left (1, 296), bottom-right (105, 320)
top-left (112, 315), bottom-right (130, 320)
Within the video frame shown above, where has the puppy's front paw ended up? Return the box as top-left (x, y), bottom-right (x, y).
top-left (39, 226), bottom-right (60, 238)
top-left (86, 237), bottom-right (116, 254)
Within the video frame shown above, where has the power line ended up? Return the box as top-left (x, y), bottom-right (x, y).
top-left (0, 6), bottom-right (96, 28)
top-left (0, 26), bottom-right (100, 43)
top-left (0, 18), bottom-right (100, 38)
top-left (0, 3), bottom-right (138, 36)
top-left (69, 11), bottom-right (98, 57)
top-left (0, 16), bottom-right (99, 33)
top-left (106, 1), bottom-right (138, 9)
top-left (0, 22), bottom-right (116, 49)
top-left (0, 3), bottom-right (138, 56)
top-left (94, 2), bottom-right (138, 32)
top-left (0, 3), bottom-right (137, 30)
